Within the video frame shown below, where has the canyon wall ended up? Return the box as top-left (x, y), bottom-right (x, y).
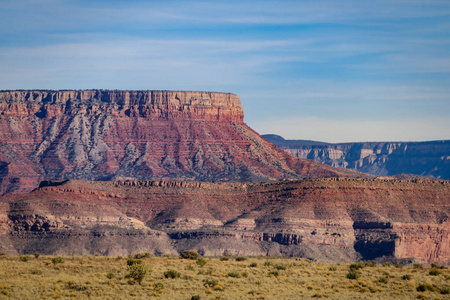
top-left (0, 90), bottom-right (364, 194)
top-left (0, 178), bottom-right (448, 264)
top-left (263, 134), bottom-right (450, 180)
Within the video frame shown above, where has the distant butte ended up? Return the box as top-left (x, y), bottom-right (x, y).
top-left (0, 90), bottom-right (367, 194)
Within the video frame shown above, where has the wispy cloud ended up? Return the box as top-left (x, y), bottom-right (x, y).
top-left (1, 0), bottom-right (450, 142)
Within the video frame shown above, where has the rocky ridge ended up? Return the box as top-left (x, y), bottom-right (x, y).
top-left (263, 134), bottom-right (450, 180)
top-left (0, 178), bottom-right (448, 264)
top-left (0, 90), bottom-right (366, 195)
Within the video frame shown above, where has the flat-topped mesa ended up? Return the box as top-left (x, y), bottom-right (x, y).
top-left (0, 89), bottom-right (367, 195)
top-left (0, 90), bottom-right (244, 122)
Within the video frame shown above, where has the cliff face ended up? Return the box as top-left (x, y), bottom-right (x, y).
top-left (0, 90), bottom-right (243, 121)
top-left (263, 134), bottom-right (450, 180)
top-left (0, 90), bottom-right (364, 194)
top-left (1, 178), bottom-right (448, 264)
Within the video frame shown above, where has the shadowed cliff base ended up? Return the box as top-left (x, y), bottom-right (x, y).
top-left (1, 177), bottom-right (449, 264)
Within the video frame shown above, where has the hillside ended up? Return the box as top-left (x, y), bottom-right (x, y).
top-left (0, 90), bottom-right (365, 194)
top-left (263, 134), bottom-right (450, 179)
top-left (1, 178), bottom-right (449, 264)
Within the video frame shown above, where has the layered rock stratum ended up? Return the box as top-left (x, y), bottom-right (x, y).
top-left (0, 90), bottom-right (364, 195)
top-left (1, 178), bottom-right (449, 264)
top-left (263, 134), bottom-right (450, 180)
top-left (1, 90), bottom-right (448, 264)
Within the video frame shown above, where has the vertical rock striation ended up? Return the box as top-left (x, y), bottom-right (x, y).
top-left (0, 90), bottom-right (366, 194)
top-left (263, 134), bottom-right (450, 180)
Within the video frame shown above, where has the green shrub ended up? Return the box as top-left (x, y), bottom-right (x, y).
top-left (349, 263), bottom-right (364, 270)
top-left (34, 252), bottom-right (40, 259)
top-left (268, 270), bottom-right (280, 277)
top-left (126, 262), bottom-right (148, 284)
top-left (228, 272), bottom-right (241, 278)
top-left (219, 257), bottom-right (229, 261)
top-left (346, 270), bottom-right (361, 280)
top-left (164, 269), bottom-right (181, 279)
top-left (31, 270), bottom-right (43, 275)
top-left (191, 296), bottom-right (201, 300)
top-left (196, 257), bottom-right (207, 267)
top-left (134, 252), bottom-right (152, 259)
top-left (417, 283), bottom-right (435, 292)
top-left (378, 277), bottom-right (388, 284)
top-left (67, 281), bottom-right (87, 291)
top-left (364, 260), bottom-right (377, 267)
top-left (430, 263), bottom-right (444, 269)
top-left (275, 264), bottom-right (286, 270)
top-left (264, 261), bottom-right (273, 267)
top-left (52, 257), bottom-right (64, 264)
top-left (249, 262), bottom-right (257, 267)
top-left (181, 250), bottom-right (199, 260)
top-left (203, 278), bottom-right (219, 288)
top-left (402, 274), bottom-right (411, 280)
top-left (383, 262), bottom-right (392, 267)
top-left (429, 268), bottom-right (441, 276)
top-left (439, 287), bottom-right (450, 295)
top-left (235, 257), bottom-right (246, 262)
top-left (153, 282), bottom-right (164, 292)
top-left (106, 272), bottom-right (115, 279)
top-left (20, 255), bottom-right (30, 262)
top-left (329, 266), bottom-right (337, 271)
top-left (126, 258), bottom-right (143, 266)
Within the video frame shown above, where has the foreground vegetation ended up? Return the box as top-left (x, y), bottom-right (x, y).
top-left (0, 252), bottom-right (449, 299)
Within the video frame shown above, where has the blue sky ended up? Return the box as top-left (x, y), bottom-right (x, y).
top-left (1, 0), bottom-right (449, 142)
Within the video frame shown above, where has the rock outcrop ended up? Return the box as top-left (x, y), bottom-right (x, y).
top-left (0, 90), bottom-right (365, 195)
top-left (263, 134), bottom-right (450, 180)
top-left (1, 178), bottom-right (449, 264)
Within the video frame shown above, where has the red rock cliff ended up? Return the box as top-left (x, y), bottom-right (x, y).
top-left (0, 90), bottom-right (365, 194)
top-left (0, 90), bottom-right (243, 121)
top-left (1, 178), bottom-right (448, 264)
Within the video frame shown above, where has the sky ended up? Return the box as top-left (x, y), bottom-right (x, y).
top-left (1, 0), bottom-right (449, 143)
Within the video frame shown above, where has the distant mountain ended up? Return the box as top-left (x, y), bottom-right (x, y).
top-left (263, 134), bottom-right (450, 180)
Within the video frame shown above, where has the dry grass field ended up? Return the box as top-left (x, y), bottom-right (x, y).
top-left (0, 252), bottom-right (449, 299)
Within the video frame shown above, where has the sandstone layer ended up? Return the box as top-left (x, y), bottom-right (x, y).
top-left (1, 178), bottom-right (448, 264)
top-left (263, 134), bottom-right (450, 180)
top-left (0, 90), bottom-right (365, 195)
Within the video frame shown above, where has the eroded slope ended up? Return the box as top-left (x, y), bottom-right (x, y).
top-left (0, 90), bottom-right (364, 194)
top-left (1, 178), bottom-right (448, 264)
